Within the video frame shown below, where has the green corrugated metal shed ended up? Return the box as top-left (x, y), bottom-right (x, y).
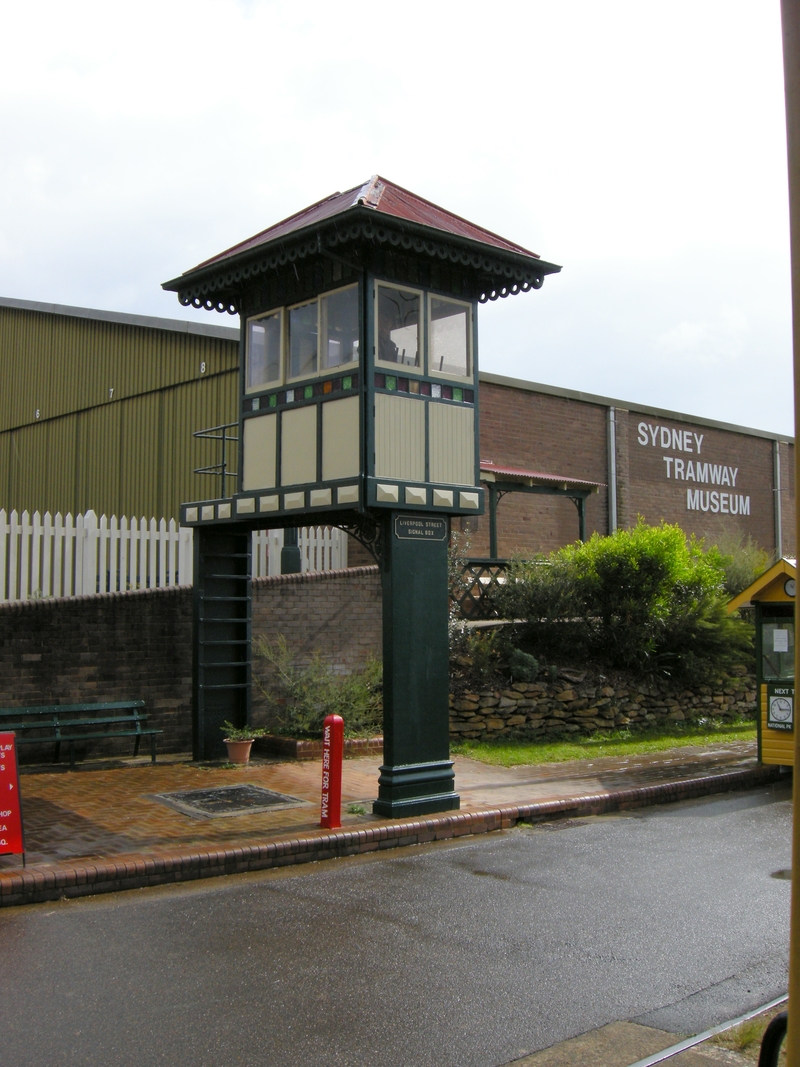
top-left (0, 297), bottom-right (240, 520)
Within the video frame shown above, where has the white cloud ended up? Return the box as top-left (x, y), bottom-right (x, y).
top-left (654, 308), bottom-right (750, 368)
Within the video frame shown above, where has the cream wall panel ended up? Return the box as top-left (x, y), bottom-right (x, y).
top-left (322, 396), bottom-right (360, 481)
top-left (375, 393), bottom-right (425, 482)
top-left (281, 405), bottom-right (317, 486)
top-left (242, 413), bottom-right (277, 491)
top-left (429, 403), bottom-right (475, 485)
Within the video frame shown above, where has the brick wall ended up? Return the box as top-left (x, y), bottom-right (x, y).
top-left (0, 566), bottom-right (383, 757)
top-left (625, 411), bottom-right (779, 550)
top-left (249, 565), bottom-right (382, 728)
top-left (0, 585), bottom-right (194, 754)
top-left (474, 380), bottom-right (793, 559)
top-left (476, 381), bottom-right (609, 556)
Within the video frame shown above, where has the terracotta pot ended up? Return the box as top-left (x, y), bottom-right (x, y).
top-left (223, 739), bottom-right (254, 764)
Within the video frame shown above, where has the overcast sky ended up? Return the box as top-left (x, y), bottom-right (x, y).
top-left (0, 1), bottom-right (793, 435)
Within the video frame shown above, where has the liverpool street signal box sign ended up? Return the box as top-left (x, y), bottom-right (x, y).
top-left (164, 175), bottom-right (560, 815)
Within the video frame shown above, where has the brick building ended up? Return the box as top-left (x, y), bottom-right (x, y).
top-left (474, 373), bottom-right (794, 560)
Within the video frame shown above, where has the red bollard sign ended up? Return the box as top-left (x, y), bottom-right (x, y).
top-left (0, 733), bottom-right (25, 861)
top-left (320, 714), bottom-right (344, 830)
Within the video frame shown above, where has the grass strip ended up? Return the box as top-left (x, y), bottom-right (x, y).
top-left (451, 720), bottom-right (756, 767)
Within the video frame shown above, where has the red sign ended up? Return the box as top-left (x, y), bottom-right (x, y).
top-left (320, 714), bottom-right (344, 830)
top-left (0, 733), bottom-right (25, 858)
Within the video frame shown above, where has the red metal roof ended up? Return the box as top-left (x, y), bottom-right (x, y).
top-left (191, 175), bottom-right (542, 273)
top-left (480, 462), bottom-right (605, 490)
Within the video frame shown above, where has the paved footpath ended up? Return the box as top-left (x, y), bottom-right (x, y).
top-left (0, 739), bottom-right (784, 906)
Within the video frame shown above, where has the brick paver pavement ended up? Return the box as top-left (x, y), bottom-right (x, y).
top-left (0, 740), bottom-right (763, 871)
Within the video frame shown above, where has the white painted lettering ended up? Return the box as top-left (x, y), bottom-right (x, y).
top-left (663, 456), bottom-right (673, 477)
top-left (739, 495), bottom-right (750, 515)
top-left (730, 495), bottom-right (739, 515)
top-left (685, 460), bottom-right (695, 481)
top-left (687, 489), bottom-right (701, 509)
top-left (683, 430), bottom-right (693, 452)
top-left (720, 493), bottom-right (729, 513)
top-left (660, 427), bottom-right (672, 448)
top-left (674, 458), bottom-right (685, 479)
top-left (711, 491), bottom-right (720, 513)
top-left (695, 462), bottom-right (709, 483)
top-left (730, 467), bottom-right (739, 487)
top-left (672, 428), bottom-right (684, 451)
top-left (710, 464), bottom-right (725, 485)
top-left (649, 424), bottom-right (659, 446)
top-left (638, 422), bottom-right (649, 445)
top-left (694, 433), bottom-right (704, 453)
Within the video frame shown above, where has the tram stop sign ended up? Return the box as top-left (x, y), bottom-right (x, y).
top-left (164, 175), bottom-right (560, 814)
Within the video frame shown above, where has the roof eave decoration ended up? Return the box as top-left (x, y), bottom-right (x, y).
top-left (726, 557), bottom-right (797, 613)
top-left (163, 204), bottom-right (561, 316)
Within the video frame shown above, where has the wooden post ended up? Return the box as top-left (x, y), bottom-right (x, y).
top-left (780, 2), bottom-right (800, 1062)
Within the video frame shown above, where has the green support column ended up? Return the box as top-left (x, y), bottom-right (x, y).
top-left (373, 513), bottom-right (460, 817)
top-left (281, 527), bottom-right (302, 574)
top-left (488, 484), bottom-right (499, 559)
top-left (193, 525), bottom-right (252, 761)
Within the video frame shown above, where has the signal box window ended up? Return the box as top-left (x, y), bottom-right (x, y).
top-left (377, 285), bottom-right (421, 369)
top-left (429, 295), bottom-right (470, 380)
top-left (289, 300), bottom-right (318, 381)
top-left (321, 285), bottom-right (359, 370)
top-left (246, 310), bottom-right (282, 392)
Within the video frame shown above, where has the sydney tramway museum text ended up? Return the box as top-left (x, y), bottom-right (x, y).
top-left (637, 421), bottom-right (751, 516)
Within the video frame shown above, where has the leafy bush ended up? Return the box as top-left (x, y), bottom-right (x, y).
top-left (221, 720), bottom-right (267, 741)
top-left (710, 528), bottom-right (771, 596)
top-left (507, 648), bottom-right (539, 682)
top-left (496, 521), bottom-right (752, 683)
top-left (253, 635), bottom-right (383, 738)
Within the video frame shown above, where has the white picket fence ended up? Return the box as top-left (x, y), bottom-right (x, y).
top-left (0, 509), bottom-right (349, 603)
top-left (251, 527), bottom-right (349, 577)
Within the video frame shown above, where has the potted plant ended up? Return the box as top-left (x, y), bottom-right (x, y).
top-left (221, 721), bottom-right (266, 764)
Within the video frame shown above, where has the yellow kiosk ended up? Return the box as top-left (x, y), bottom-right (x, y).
top-left (728, 557), bottom-right (796, 766)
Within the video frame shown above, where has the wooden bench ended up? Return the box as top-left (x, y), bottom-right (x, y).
top-left (0, 701), bottom-right (162, 768)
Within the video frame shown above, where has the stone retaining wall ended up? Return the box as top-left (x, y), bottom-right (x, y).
top-left (449, 667), bottom-right (756, 740)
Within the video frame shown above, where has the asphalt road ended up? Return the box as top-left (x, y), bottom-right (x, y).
top-left (0, 783), bottom-right (792, 1067)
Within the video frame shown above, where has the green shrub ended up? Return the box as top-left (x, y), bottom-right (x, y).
top-left (508, 648), bottom-right (539, 682)
top-left (496, 521), bottom-right (752, 683)
top-left (254, 635), bottom-right (383, 738)
top-left (710, 528), bottom-right (772, 596)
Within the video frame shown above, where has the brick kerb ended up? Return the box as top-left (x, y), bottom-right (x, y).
top-left (0, 764), bottom-right (782, 907)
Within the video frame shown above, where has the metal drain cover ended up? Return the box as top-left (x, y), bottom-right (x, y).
top-left (152, 784), bottom-right (308, 819)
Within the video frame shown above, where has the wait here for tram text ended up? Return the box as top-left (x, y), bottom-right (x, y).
top-left (638, 422), bottom-right (751, 517)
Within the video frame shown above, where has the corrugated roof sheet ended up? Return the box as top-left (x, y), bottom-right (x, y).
top-left (480, 462), bottom-right (605, 490)
top-left (191, 175), bottom-right (541, 274)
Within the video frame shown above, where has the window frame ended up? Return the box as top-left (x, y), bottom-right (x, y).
top-left (317, 283), bottom-right (361, 377)
top-left (374, 281), bottom-right (425, 376)
top-left (427, 293), bottom-right (473, 383)
top-left (285, 283), bottom-right (361, 385)
top-left (244, 306), bottom-right (285, 394)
